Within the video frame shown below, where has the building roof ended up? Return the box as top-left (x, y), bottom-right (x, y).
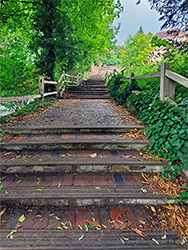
top-left (154, 29), bottom-right (186, 40)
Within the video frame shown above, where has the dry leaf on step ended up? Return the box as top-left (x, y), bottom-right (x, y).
top-left (18, 214), bottom-right (25, 223)
top-left (0, 208), bottom-right (6, 217)
top-left (90, 153), bottom-right (97, 158)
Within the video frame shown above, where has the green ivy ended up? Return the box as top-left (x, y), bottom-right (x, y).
top-left (107, 74), bottom-right (188, 175)
top-left (128, 92), bottom-right (188, 173)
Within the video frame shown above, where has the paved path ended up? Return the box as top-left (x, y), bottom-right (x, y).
top-left (14, 99), bottom-right (141, 127)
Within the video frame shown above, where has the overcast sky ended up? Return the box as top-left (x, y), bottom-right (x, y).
top-left (114, 0), bottom-right (163, 45)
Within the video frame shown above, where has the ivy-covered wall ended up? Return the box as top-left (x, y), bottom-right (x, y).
top-left (107, 74), bottom-right (188, 176)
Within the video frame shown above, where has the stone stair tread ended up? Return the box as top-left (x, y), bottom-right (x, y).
top-left (0, 173), bottom-right (166, 201)
top-left (0, 138), bottom-right (150, 151)
top-left (0, 158), bottom-right (165, 166)
top-left (0, 188), bottom-right (165, 199)
top-left (0, 229), bottom-right (184, 250)
top-left (66, 96), bottom-right (110, 99)
top-left (4, 124), bottom-right (146, 132)
top-left (0, 204), bottom-right (185, 249)
top-left (1, 138), bottom-right (150, 145)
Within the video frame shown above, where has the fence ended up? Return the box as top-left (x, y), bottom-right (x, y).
top-left (0, 71), bottom-right (88, 107)
top-left (105, 62), bottom-right (188, 104)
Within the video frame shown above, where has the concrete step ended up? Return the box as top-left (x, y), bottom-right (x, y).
top-left (0, 173), bottom-right (169, 206)
top-left (0, 157), bottom-right (165, 173)
top-left (0, 230), bottom-right (183, 249)
top-left (65, 91), bottom-right (109, 95)
top-left (0, 137), bottom-right (151, 151)
top-left (65, 96), bottom-right (110, 99)
top-left (0, 204), bottom-right (184, 249)
top-left (3, 125), bottom-right (146, 135)
top-left (66, 86), bottom-right (108, 90)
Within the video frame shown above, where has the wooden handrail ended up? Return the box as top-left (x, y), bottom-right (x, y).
top-left (106, 62), bottom-right (188, 104)
top-left (165, 70), bottom-right (188, 88)
top-left (120, 72), bottom-right (160, 81)
top-left (0, 70), bottom-right (89, 108)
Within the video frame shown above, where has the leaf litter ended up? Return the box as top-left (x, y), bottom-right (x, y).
top-left (142, 172), bottom-right (188, 240)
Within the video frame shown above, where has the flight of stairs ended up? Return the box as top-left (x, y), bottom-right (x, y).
top-left (0, 76), bottom-right (186, 249)
top-left (63, 75), bottom-right (110, 99)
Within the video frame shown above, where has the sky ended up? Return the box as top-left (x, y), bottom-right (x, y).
top-left (114, 0), bottom-right (163, 45)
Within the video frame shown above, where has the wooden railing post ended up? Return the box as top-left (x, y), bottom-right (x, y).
top-left (56, 81), bottom-right (59, 97)
top-left (130, 72), bottom-right (135, 87)
top-left (160, 62), bottom-right (175, 101)
top-left (39, 76), bottom-right (44, 107)
top-left (63, 71), bottom-right (65, 85)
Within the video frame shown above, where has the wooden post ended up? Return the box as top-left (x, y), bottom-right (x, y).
top-left (130, 73), bottom-right (135, 87)
top-left (39, 76), bottom-right (44, 107)
top-left (63, 71), bottom-right (65, 85)
top-left (56, 81), bottom-right (59, 97)
top-left (160, 62), bottom-right (175, 101)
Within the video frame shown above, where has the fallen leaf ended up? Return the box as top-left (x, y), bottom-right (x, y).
top-left (122, 236), bottom-right (129, 241)
top-left (0, 208), bottom-right (6, 217)
top-left (90, 153), bottom-right (97, 158)
top-left (78, 234), bottom-right (84, 241)
top-left (162, 147), bottom-right (168, 153)
top-left (139, 220), bottom-right (146, 225)
top-left (123, 155), bottom-right (133, 158)
top-left (132, 228), bottom-right (148, 238)
top-left (152, 238), bottom-right (160, 245)
top-left (141, 188), bottom-right (147, 193)
top-left (18, 214), bottom-right (25, 223)
top-left (120, 222), bottom-right (131, 230)
top-left (162, 234), bottom-right (167, 240)
top-left (141, 173), bottom-right (149, 182)
top-left (6, 230), bottom-right (17, 239)
top-left (120, 238), bottom-right (125, 244)
top-left (86, 219), bottom-right (101, 228)
top-left (150, 206), bottom-right (156, 214)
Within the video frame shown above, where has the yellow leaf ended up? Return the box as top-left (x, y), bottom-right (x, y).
top-left (141, 173), bottom-right (149, 182)
top-left (120, 238), bottom-right (125, 244)
top-left (152, 238), bottom-right (160, 245)
top-left (0, 208), bottom-right (6, 217)
top-left (123, 155), bottom-right (133, 158)
top-left (18, 214), bottom-right (25, 223)
top-left (132, 228), bottom-right (148, 238)
top-left (78, 234), bottom-right (84, 241)
top-left (90, 153), bottom-right (97, 158)
top-left (150, 206), bottom-right (156, 214)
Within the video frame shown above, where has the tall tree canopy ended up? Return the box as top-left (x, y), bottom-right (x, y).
top-left (120, 29), bottom-right (154, 70)
top-left (0, 0), bottom-right (123, 80)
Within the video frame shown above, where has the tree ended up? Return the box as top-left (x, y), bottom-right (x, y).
top-left (137, 26), bottom-right (144, 34)
top-left (0, 0), bottom-right (123, 95)
top-left (120, 29), bottom-right (154, 72)
top-left (137, 0), bottom-right (188, 30)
